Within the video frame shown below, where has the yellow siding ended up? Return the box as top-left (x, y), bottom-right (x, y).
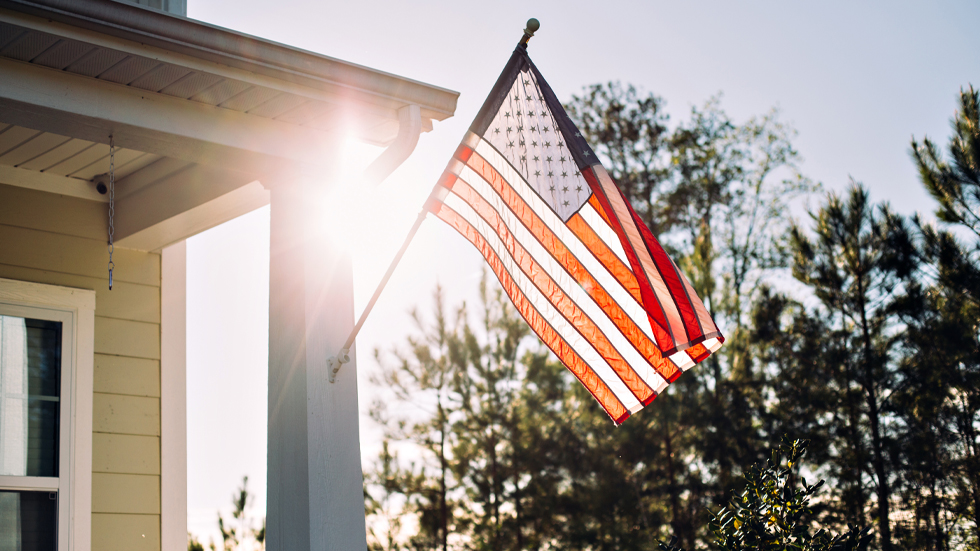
top-left (0, 224), bottom-right (159, 285)
top-left (95, 317), bottom-right (161, 359)
top-left (93, 394), bottom-right (161, 436)
top-left (95, 355), bottom-right (160, 397)
top-left (0, 183), bottom-right (162, 550)
top-left (0, 184), bottom-right (106, 240)
top-left (0, 264), bottom-right (160, 323)
top-left (92, 434), bottom-right (160, 475)
top-left (91, 514), bottom-right (161, 551)
top-left (92, 473), bottom-right (161, 514)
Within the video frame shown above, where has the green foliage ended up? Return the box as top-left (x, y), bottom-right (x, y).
top-left (708, 437), bottom-right (872, 551)
top-left (911, 85), bottom-right (980, 239)
top-left (188, 476), bottom-right (264, 551)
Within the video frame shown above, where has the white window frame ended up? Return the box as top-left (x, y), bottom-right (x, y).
top-left (0, 277), bottom-right (94, 551)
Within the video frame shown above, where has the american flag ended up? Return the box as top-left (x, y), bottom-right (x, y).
top-left (429, 45), bottom-right (724, 424)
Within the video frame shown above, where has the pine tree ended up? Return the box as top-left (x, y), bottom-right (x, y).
top-left (368, 285), bottom-right (467, 551)
top-left (790, 184), bottom-right (907, 550)
top-left (911, 85), bottom-right (980, 240)
top-left (892, 83), bottom-right (980, 548)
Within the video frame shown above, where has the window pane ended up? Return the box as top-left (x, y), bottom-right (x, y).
top-left (0, 490), bottom-right (58, 551)
top-left (0, 316), bottom-right (61, 477)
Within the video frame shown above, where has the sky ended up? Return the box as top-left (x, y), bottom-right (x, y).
top-left (182, 0), bottom-right (980, 544)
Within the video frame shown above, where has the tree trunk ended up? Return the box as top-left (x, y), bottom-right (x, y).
top-left (866, 388), bottom-right (893, 551)
top-left (664, 423), bottom-right (693, 550)
top-left (439, 404), bottom-right (448, 551)
top-left (857, 275), bottom-right (892, 551)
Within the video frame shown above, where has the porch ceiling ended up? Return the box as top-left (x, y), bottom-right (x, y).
top-left (0, 123), bottom-right (159, 196)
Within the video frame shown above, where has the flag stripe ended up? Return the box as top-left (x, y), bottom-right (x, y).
top-left (624, 194), bottom-right (709, 341)
top-left (434, 202), bottom-right (632, 423)
top-left (674, 258), bottom-right (723, 343)
top-left (564, 213), bottom-right (683, 378)
top-left (588, 194), bottom-right (614, 228)
top-left (460, 141), bottom-right (680, 375)
top-left (579, 204), bottom-right (631, 267)
top-left (441, 190), bottom-right (650, 408)
top-left (705, 337), bottom-right (723, 353)
top-left (670, 350), bottom-right (696, 371)
top-left (686, 342), bottom-right (710, 363)
top-left (448, 176), bottom-right (672, 393)
top-left (567, 212), bottom-right (643, 305)
top-left (582, 166), bottom-right (685, 351)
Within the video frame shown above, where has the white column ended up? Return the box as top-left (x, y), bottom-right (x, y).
top-left (161, 242), bottom-right (188, 551)
top-left (266, 180), bottom-right (367, 551)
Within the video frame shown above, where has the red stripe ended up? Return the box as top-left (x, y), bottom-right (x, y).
top-left (685, 343), bottom-right (710, 363)
top-left (434, 202), bottom-right (630, 423)
top-left (451, 179), bottom-right (658, 401)
top-left (454, 144), bottom-right (473, 163)
top-left (588, 195), bottom-right (613, 227)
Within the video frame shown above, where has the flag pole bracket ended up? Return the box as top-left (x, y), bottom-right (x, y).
top-left (327, 349), bottom-right (351, 383)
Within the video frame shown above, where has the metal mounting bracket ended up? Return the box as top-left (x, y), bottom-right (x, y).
top-left (327, 349), bottom-right (351, 383)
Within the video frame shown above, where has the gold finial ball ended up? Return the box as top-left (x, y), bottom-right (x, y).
top-left (525, 18), bottom-right (540, 35)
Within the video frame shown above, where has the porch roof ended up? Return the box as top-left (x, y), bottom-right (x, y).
top-left (0, 0), bottom-right (459, 251)
top-left (0, 0), bottom-right (459, 143)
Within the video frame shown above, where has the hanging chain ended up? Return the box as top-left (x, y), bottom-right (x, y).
top-left (108, 135), bottom-right (115, 290)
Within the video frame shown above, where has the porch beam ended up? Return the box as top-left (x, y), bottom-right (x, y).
top-left (113, 160), bottom-right (269, 251)
top-left (0, 163), bottom-right (106, 202)
top-left (116, 181), bottom-right (269, 252)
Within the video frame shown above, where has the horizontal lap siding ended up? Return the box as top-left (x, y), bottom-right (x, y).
top-left (0, 183), bottom-right (162, 551)
top-left (91, 514), bottom-right (160, 551)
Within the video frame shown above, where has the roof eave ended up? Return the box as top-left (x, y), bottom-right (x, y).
top-left (0, 0), bottom-right (459, 120)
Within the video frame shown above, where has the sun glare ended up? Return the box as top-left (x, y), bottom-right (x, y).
top-left (314, 137), bottom-right (390, 251)
top-left (313, 136), bottom-right (437, 309)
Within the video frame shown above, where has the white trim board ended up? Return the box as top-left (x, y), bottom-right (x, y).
top-left (161, 242), bottom-right (188, 551)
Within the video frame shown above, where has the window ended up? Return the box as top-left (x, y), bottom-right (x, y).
top-left (0, 279), bottom-right (94, 551)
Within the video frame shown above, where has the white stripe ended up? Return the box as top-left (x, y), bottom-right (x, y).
top-left (443, 194), bottom-right (644, 412)
top-left (450, 179), bottom-right (668, 394)
top-left (670, 351), bottom-right (696, 371)
top-left (469, 142), bottom-right (662, 353)
top-left (704, 338), bottom-right (722, 353)
top-left (579, 204), bottom-right (631, 267)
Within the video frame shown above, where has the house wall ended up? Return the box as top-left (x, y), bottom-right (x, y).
top-left (0, 183), bottom-right (162, 551)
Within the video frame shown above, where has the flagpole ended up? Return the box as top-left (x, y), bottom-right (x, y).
top-left (327, 18), bottom-right (541, 382)
top-left (327, 204), bottom-right (429, 382)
